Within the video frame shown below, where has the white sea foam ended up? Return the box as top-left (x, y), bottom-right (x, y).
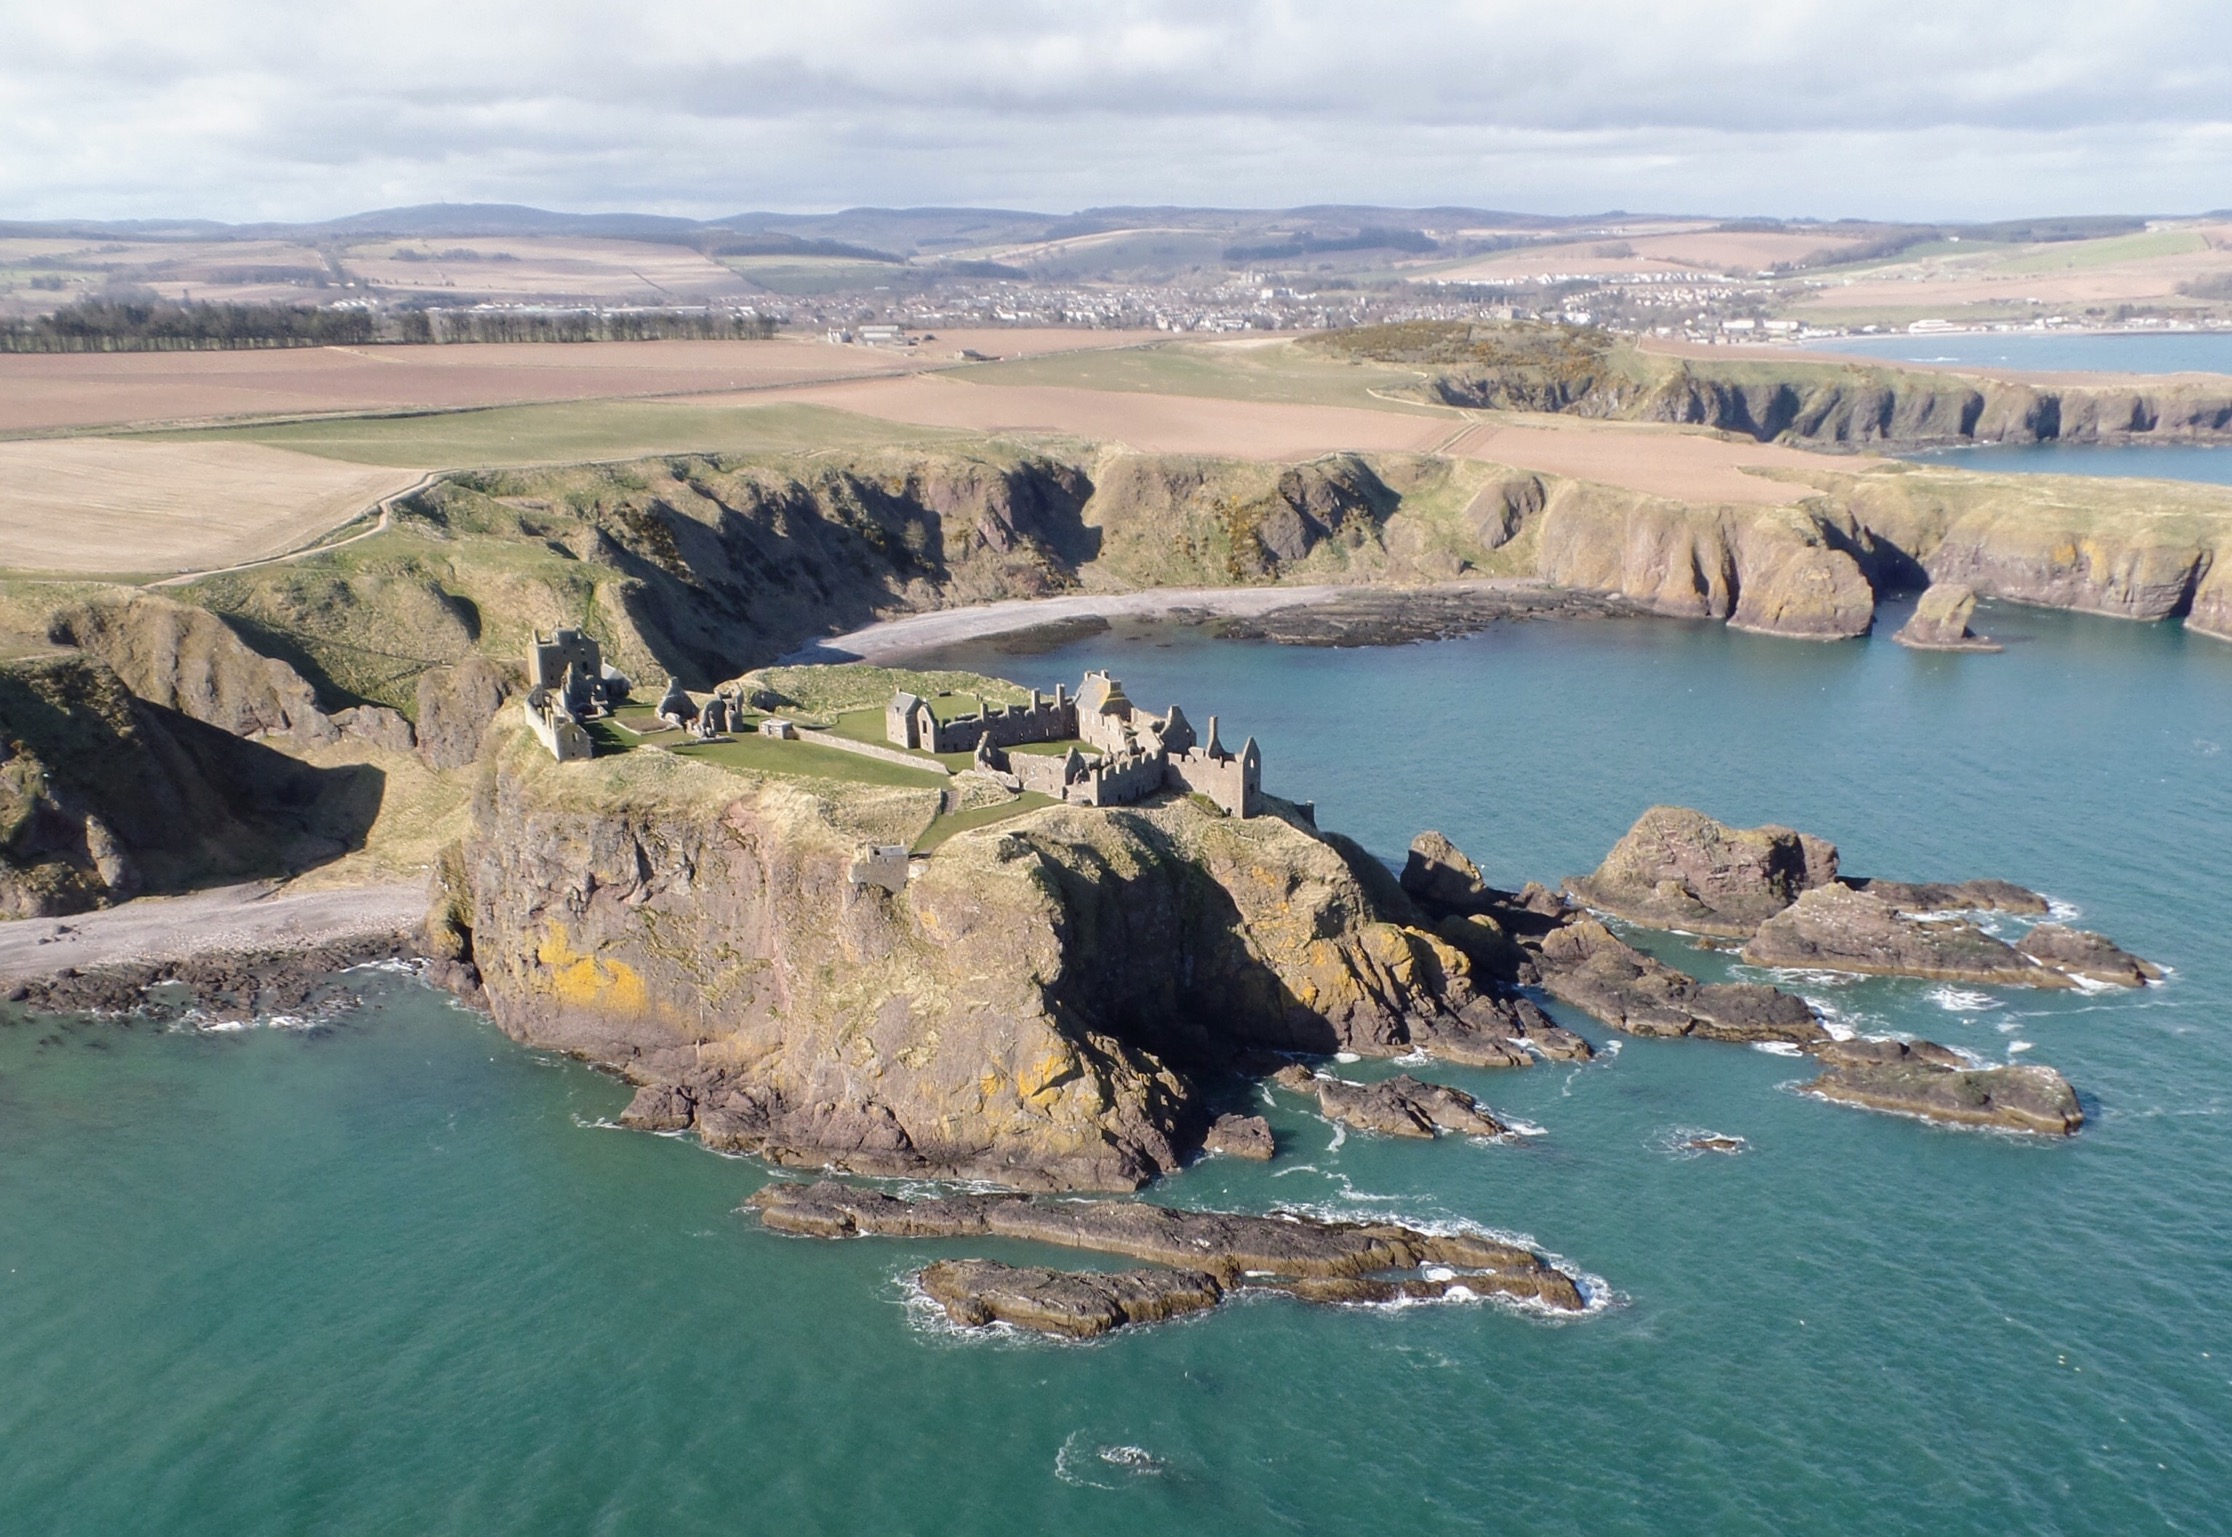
top-left (1325, 1124), bottom-right (1346, 1152)
top-left (1503, 1119), bottom-right (1550, 1138)
top-left (1651, 1126), bottom-right (1749, 1159)
top-left (2007, 1040), bottom-right (2036, 1055)
top-left (1334, 1051), bottom-right (1361, 1064)
top-left (1927, 986), bottom-right (2002, 1014)
top-left (1752, 1041), bottom-right (1806, 1057)
top-left (2046, 897), bottom-right (2083, 922)
top-left (1054, 1431), bottom-right (1167, 1487)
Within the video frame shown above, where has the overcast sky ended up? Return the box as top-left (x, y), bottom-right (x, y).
top-left (6, 0), bottom-right (2230, 224)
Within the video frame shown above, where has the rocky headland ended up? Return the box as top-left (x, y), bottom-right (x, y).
top-left (439, 674), bottom-right (1568, 1193)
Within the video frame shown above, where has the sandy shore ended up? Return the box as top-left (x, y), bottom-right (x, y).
top-left (783, 578), bottom-right (1566, 663)
top-left (0, 879), bottom-right (426, 983)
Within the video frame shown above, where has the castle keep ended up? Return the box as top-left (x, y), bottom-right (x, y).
top-left (889, 669), bottom-right (1262, 818)
top-left (521, 628), bottom-right (624, 762)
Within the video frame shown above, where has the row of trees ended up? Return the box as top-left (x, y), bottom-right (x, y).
top-left (0, 298), bottom-right (777, 352)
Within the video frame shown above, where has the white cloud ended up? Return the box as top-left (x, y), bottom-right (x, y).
top-left (2, 0), bottom-right (2228, 220)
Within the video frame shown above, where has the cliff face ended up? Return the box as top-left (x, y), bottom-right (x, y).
top-left (0, 653), bottom-right (381, 917)
top-left (1403, 325), bottom-right (2232, 451)
top-left (451, 726), bottom-right (1503, 1190)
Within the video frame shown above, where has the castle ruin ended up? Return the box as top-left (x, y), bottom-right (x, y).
top-left (521, 628), bottom-right (626, 762)
top-left (888, 669), bottom-right (1262, 818)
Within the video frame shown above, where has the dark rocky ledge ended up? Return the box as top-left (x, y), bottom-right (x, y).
top-left (1208, 585), bottom-right (1648, 648)
top-left (918, 1258), bottom-right (1223, 1338)
top-left (750, 1181), bottom-right (1588, 1327)
top-left (1742, 886), bottom-right (2075, 987)
top-left (2, 933), bottom-right (425, 1021)
top-left (1532, 918), bottom-right (1826, 1045)
top-left (1803, 1040), bottom-right (2083, 1135)
top-left (1272, 1065), bottom-right (1507, 1139)
top-left (1201, 1112), bottom-right (1276, 1160)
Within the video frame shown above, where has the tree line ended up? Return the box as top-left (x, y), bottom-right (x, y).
top-left (0, 297), bottom-right (777, 352)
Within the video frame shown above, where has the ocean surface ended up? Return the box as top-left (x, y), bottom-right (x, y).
top-left (1903, 440), bottom-right (2232, 488)
top-left (1811, 330), bottom-right (2232, 376)
top-left (6, 605), bottom-right (2231, 1535)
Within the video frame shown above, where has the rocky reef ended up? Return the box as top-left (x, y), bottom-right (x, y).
top-left (1397, 816), bottom-right (2136, 1137)
top-left (752, 1181), bottom-right (1587, 1336)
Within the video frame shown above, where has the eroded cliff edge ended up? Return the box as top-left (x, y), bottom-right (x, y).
top-left (440, 714), bottom-right (1551, 1191)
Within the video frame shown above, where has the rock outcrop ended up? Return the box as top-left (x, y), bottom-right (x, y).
top-left (1894, 583), bottom-right (2000, 652)
top-left (2016, 923), bottom-right (2163, 987)
top-left (1845, 877), bottom-right (2048, 915)
top-left (752, 1181), bottom-right (1588, 1312)
top-left (1275, 1067), bottom-right (1507, 1139)
top-left (1804, 1054), bottom-right (2084, 1136)
top-left (917, 1259), bottom-right (1224, 1338)
top-left (1532, 918), bottom-right (1826, 1044)
top-left (1565, 806), bottom-right (1838, 938)
top-left (1742, 886), bottom-right (2075, 987)
top-left (1201, 1112), bottom-right (1276, 1160)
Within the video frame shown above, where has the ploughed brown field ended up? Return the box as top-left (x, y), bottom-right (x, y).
top-left (0, 329), bottom-right (1158, 436)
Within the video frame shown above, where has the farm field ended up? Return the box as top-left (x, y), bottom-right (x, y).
top-left (0, 329), bottom-right (1157, 436)
top-left (953, 337), bottom-right (1442, 413)
top-left (0, 439), bottom-right (422, 577)
top-left (160, 399), bottom-right (969, 468)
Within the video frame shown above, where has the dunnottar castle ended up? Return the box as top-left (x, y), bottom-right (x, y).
top-left (888, 670), bottom-right (1262, 818)
top-left (519, 628), bottom-right (1262, 822)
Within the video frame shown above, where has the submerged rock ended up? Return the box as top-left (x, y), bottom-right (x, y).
top-left (1201, 1112), bottom-right (1275, 1161)
top-left (917, 1259), bottom-right (1222, 1338)
top-left (750, 1181), bottom-right (1587, 1310)
top-left (1804, 1058), bottom-right (2083, 1136)
top-left (1894, 583), bottom-right (2001, 652)
top-left (1743, 885), bottom-right (2073, 987)
top-left (2016, 923), bottom-right (2162, 987)
top-left (1565, 806), bottom-right (1839, 938)
top-left (1532, 918), bottom-right (1826, 1044)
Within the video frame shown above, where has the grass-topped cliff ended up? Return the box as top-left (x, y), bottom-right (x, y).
top-left (436, 671), bottom-right (1559, 1189)
top-left (1309, 321), bottom-right (2232, 450)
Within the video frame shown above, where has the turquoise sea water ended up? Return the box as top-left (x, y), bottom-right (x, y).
top-left (1904, 441), bottom-right (2232, 488)
top-left (1812, 331), bottom-right (2232, 376)
top-left (6, 606), bottom-right (2231, 1534)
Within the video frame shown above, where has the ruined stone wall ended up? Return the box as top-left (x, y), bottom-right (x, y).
top-left (1167, 747), bottom-right (1259, 818)
top-left (923, 697), bottom-right (1077, 755)
top-left (1077, 752), bottom-right (1167, 808)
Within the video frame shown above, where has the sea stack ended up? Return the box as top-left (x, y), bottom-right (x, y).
top-left (1895, 583), bottom-right (2002, 652)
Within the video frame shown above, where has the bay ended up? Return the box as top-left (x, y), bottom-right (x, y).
top-left (4, 605), bottom-right (2230, 1534)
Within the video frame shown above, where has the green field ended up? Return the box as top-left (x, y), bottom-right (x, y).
top-left (598, 705), bottom-right (949, 789)
top-left (150, 400), bottom-right (966, 469)
top-left (913, 792), bottom-right (1057, 854)
top-left (1987, 229), bottom-right (2209, 277)
top-left (955, 340), bottom-right (1451, 414)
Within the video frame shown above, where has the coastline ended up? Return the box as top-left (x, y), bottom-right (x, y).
top-left (781, 577), bottom-right (1597, 664)
top-left (0, 878), bottom-right (425, 987)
